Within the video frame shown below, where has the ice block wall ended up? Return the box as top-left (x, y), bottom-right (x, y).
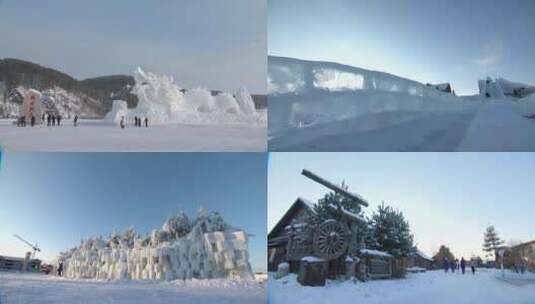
top-left (61, 210), bottom-right (254, 281)
top-left (268, 56), bottom-right (472, 136)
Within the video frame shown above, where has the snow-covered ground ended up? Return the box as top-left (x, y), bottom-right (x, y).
top-left (0, 119), bottom-right (266, 151)
top-left (268, 56), bottom-right (535, 151)
top-left (268, 269), bottom-right (535, 304)
top-left (0, 272), bottom-right (266, 304)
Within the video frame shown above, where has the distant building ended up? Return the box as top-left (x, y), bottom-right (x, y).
top-left (406, 249), bottom-right (434, 270)
top-left (0, 252), bottom-right (42, 272)
top-left (503, 240), bottom-right (535, 272)
top-left (21, 89), bottom-right (43, 123)
top-left (426, 83), bottom-right (453, 94)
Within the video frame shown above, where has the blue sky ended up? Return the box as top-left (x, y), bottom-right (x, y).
top-left (268, 153), bottom-right (535, 260)
top-left (269, 0), bottom-right (535, 95)
top-left (0, 152), bottom-right (267, 272)
top-left (0, 0), bottom-right (266, 93)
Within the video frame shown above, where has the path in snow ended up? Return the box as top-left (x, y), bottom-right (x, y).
top-left (269, 101), bottom-right (535, 151)
top-left (268, 269), bottom-right (535, 304)
top-left (458, 100), bottom-right (535, 151)
top-left (269, 110), bottom-right (478, 151)
top-left (0, 119), bottom-right (266, 152)
top-left (0, 272), bottom-right (266, 304)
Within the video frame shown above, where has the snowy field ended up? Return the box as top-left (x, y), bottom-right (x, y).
top-left (268, 269), bottom-right (535, 304)
top-left (0, 119), bottom-right (266, 152)
top-left (0, 272), bottom-right (266, 304)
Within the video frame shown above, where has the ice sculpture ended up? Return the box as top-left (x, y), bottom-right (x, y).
top-left (60, 209), bottom-right (254, 281)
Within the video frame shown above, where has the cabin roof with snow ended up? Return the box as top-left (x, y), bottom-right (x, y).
top-left (510, 240), bottom-right (535, 251)
top-left (410, 249), bottom-right (433, 262)
top-left (268, 197), bottom-right (316, 247)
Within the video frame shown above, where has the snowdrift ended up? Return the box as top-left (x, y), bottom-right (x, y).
top-left (60, 209), bottom-right (254, 281)
top-left (106, 68), bottom-right (266, 126)
top-left (268, 56), bottom-right (473, 136)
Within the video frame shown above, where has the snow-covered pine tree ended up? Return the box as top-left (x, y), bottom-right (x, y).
top-left (369, 202), bottom-right (414, 257)
top-left (482, 225), bottom-right (504, 260)
top-left (313, 181), bottom-right (364, 222)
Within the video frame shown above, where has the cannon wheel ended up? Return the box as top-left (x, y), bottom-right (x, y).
top-left (313, 220), bottom-right (349, 260)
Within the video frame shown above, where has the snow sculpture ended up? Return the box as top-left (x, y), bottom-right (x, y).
top-left (105, 68), bottom-right (265, 125)
top-left (104, 100), bottom-right (128, 123)
top-left (60, 209), bottom-right (254, 281)
top-left (480, 77), bottom-right (535, 98)
top-left (479, 78), bottom-right (505, 99)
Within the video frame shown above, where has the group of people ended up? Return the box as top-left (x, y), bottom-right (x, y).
top-left (16, 116), bottom-right (30, 127)
top-left (443, 257), bottom-right (476, 275)
top-left (119, 116), bottom-right (149, 129)
top-left (15, 113), bottom-right (79, 127)
top-left (43, 113), bottom-right (62, 126)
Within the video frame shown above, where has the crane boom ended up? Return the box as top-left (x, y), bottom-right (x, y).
top-left (13, 234), bottom-right (41, 252)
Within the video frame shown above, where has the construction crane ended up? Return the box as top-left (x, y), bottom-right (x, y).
top-left (13, 234), bottom-right (41, 259)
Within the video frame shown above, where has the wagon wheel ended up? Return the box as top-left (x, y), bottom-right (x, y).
top-left (313, 220), bottom-right (350, 260)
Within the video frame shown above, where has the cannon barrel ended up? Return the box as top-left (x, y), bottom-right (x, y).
top-left (301, 169), bottom-right (368, 207)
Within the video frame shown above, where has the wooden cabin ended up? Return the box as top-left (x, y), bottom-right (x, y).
top-left (268, 197), bottom-right (316, 271)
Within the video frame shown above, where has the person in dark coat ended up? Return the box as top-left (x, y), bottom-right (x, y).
top-left (74, 115), bottom-right (79, 127)
top-left (144, 117), bottom-right (148, 127)
top-left (30, 115), bottom-right (35, 127)
top-left (58, 262), bottom-right (63, 277)
top-left (57, 115), bottom-right (62, 126)
top-left (47, 114), bottom-right (51, 126)
top-left (443, 258), bottom-right (449, 273)
top-left (120, 116), bottom-right (125, 129)
top-left (52, 115), bottom-right (56, 126)
top-left (460, 258), bottom-right (466, 274)
top-left (450, 260), bottom-right (456, 273)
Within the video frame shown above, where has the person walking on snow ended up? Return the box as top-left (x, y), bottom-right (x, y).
top-left (30, 115), bottom-right (35, 127)
top-left (120, 116), bottom-right (125, 129)
top-left (450, 260), bottom-right (456, 273)
top-left (144, 117), bottom-right (148, 127)
top-left (47, 114), bottom-right (51, 126)
top-left (57, 262), bottom-right (63, 277)
top-left (443, 258), bottom-right (449, 273)
top-left (52, 115), bottom-right (56, 126)
top-left (74, 115), bottom-right (79, 127)
top-left (460, 258), bottom-right (466, 274)
top-left (57, 114), bottom-right (62, 126)
top-left (470, 259), bottom-right (476, 275)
